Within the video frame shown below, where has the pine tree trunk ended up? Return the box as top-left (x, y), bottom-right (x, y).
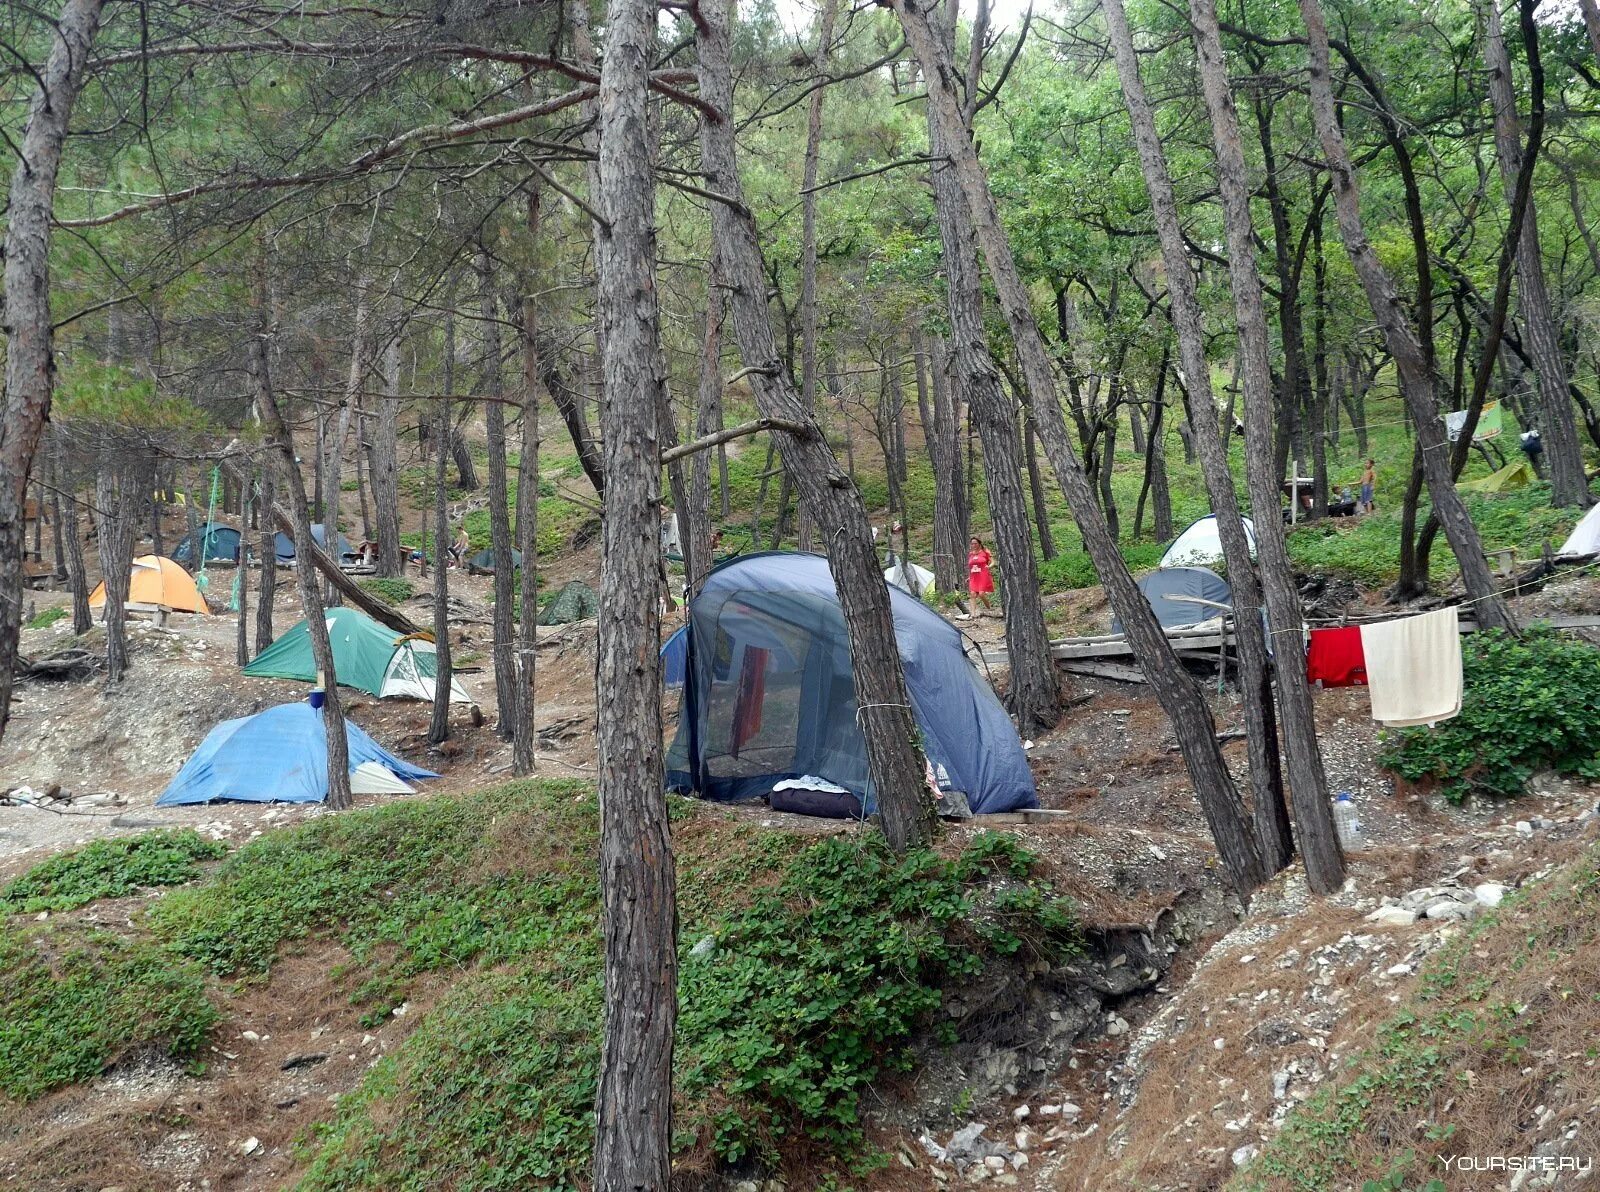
top-left (372, 338), bottom-right (403, 576)
top-left (1484, 0), bottom-right (1590, 508)
top-left (95, 466), bottom-right (136, 684)
top-left (251, 325), bottom-right (352, 810)
top-left (916, 335), bottom-right (970, 591)
top-left (896, 0), bottom-right (1266, 895)
top-left (0, 0), bottom-right (106, 745)
top-left (513, 292), bottom-right (542, 777)
top-left (55, 440), bottom-right (92, 634)
top-left (687, 276), bottom-right (722, 598)
top-left (1105, 0), bottom-right (1295, 876)
top-left (257, 463), bottom-right (276, 652)
top-left (1025, 419), bottom-right (1057, 559)
top-left (479, 251), bottom-right (519, 744)
top-left (1300, 0), bottom-right (1514, 633)
top-left (1583, 0), bottom-right (1600, 62)
top-left (698, 0), bottom-right (935, 852)
top-left (591, 0), bottom-right (678, 1180)
top-left (1192, 0), bottom-right (1347, 891)
top-left (429, 398), bottom-right (453, 746)
top-left (925, 27), bottom-right (1060, 734)
top-left (795, 0), bottom-right (841, 554)
top-left (236, 483), bottom-right (251, 668)
top-left (1252, 93), bottom-right (1307, 487)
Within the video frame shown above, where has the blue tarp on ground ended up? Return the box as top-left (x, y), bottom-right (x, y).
top-left (666, 551), bottom-right (1037, 815)
top-left (172, 523), bottom-right (242, 565)
top-left (273, 524), bottom-right (356, 563)
top-left (157, 702), bottom-right (437, 805)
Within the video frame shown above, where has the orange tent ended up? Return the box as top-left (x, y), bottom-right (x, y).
top-left (90, 555), bottom-right (210, 615)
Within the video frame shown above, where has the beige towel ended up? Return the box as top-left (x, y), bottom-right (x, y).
top-left (1359, 607), bottom-right (1463, 727)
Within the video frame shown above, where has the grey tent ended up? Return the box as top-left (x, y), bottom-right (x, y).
top-left (1112, 567), bottom-right (1234, 633)
top-left (172, 523), bottom-right (242, 566)
top-left (274, 524), bottom-right (356, 564)
top-left (666, 551), bottom-right (1037, 816)
top-left (537, 579), bottom-right (599, 624)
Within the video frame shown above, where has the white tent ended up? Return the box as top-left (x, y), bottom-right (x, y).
top-left (1159, 515), bottom-right (1257, 569)
top-left (1557, 501), bottom-right (1600, 558)
top-left (382, 638), bottom-right (475, 704)
top-left (350, 761), bottom-right (419, 796)
top-left (884, 556), bottom-right (935, 597)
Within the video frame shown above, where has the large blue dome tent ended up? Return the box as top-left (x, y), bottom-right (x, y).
top-left (273, 524), bottom-right (357, 564)
top-left (665, 552), bottom-right (1037, 817)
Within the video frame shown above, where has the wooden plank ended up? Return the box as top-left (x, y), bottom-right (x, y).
top-left (1059, 659), bottom-right (1147, 684)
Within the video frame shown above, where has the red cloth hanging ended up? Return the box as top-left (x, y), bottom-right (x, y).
top-left (730, 646), bottom-right (770, 755)
top-left (1306, 626), bottom-right (1367, 687)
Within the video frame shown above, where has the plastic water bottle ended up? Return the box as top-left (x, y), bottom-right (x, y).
top-left (1333, 792), bottom-right (1365, 852)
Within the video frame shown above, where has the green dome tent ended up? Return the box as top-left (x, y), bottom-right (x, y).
top-left (1457, 459), bottom-right (1535, 494)
top-left (537, 580), bottom-right (599, 625)
top-left (244, 607), bottom-right (474, 703)
top-left (468, 546), bottom-right (522, 574)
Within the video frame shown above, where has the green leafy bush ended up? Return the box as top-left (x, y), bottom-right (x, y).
top-left (1038, 540), bottom-right (1165, 592)
top-left (2, 830), bottom-right (227, 914)
top-left (1379, 630), bottom-right (1600, 802)
top-left (25, 606), bottom-right (67, 630)
top-left (357, 576), bottom-right (415, 605)
top-left (676, 833), bottom-right (1081, 1166)
top-left (0, 925), bottom-right (217, 1101)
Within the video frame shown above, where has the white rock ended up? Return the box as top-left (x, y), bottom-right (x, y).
top-left (1213, 1038), bottom-right (1226, 1051)
top-left (1474, 882), bottom-right (1506, 908)
top-left (1385, 963), bottom-right (1414, 977)
top-left (919, 1133), bottom-right (948, 1162)
top-left (1366, 906), bottom-right (1418, 927)
top-left (1010, 1152), bottom-right (1029, 1170)
top-left (1038, 1104), bottom-right (1061, 1116)
top-left (240, 1137), bottom-right (261, 1156)
top-left (1011, 1105), bottom-right (1030, 1121)
top-left (1516, 820), bottom-right (1534, 837)
top-left (1014, 1130), bottom-right (1032, 1151)
top-left (1232, 1144), bottom-right (1259, 1168)
top-left (1104, 1015), bottom-right (1129, 1038)
top-left (1273, 1070), bottom-right (1290, 1099)
top-left (1424, 899), bottom-right (1477, 923)
top-left (241, 1030), bottom-right (261, 1043)
top-left (983, 1155), bottom-right (1008, 1173)
top-left (1239, 954), bottom-right (1256, 965)
top-left (1061, 1102), bottom-right (1082, 1118)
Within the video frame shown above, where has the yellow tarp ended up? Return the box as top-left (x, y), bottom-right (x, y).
top-left (1457, 459), bottom-right (1535, 494)
top-left (89, 555), bottom-right (210, 614)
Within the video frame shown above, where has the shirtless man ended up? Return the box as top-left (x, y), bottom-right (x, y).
top-left (1359, 459), bottom-right (1376, 514)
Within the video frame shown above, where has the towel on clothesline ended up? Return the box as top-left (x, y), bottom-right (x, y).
top-left (1359, 607), bottom-right (1462, 727)
top-left (1306, 626), bottom-right (1367, 687)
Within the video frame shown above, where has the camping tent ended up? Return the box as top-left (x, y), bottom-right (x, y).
top-left (1112, 567), bottom-right (1233, 633)
top-left (468, 546), bottom-right (522, 574)
top-left (662, 625), bottom-right (688, 688)
top-left (1558, 500), bottom-right (1600, 558)
top-left (538, 580), bottom-right (600, 625)
top-left (1457, 459), bottom-right (1535, 494)
top-left (90, 556), bottom-right (210, 615)
top-left (273, 524), bottom-right (356, 564)
top-left (171, 523), bottom-right (242, 566)
top-left (244, 607), bottom-right (473, 703)
top-left (666, 551), bottom-right (1037, 816)
top-left (157, 702), bottom-right (436, 805)
top-left (883, 554), bottom-right (936, 596)
top-left (1159, 515), bottom-right (1256, 569)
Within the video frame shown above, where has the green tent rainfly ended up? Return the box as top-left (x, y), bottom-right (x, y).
top-left (244, 607), bottom-right (474, 703)
top-left (537, 579), bottom-right (600, 625)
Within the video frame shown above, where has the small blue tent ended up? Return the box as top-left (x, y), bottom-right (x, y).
top-left (158, 702), bottom-right (437, 806)
top-left (666, 552), bottom-right (1037, 816)
top-left (172, 523), bottom-right (242, 566)
top-left (274, 524), bottom-right (357, 564)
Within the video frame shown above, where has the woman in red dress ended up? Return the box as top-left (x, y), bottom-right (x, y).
top-left (967, 536), bottom-right (995, 615)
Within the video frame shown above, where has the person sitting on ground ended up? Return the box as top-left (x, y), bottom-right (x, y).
top-left (1359, 458), bottom-right (1377, 514)
top-left (965, 536), bottom-right (995, 617)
